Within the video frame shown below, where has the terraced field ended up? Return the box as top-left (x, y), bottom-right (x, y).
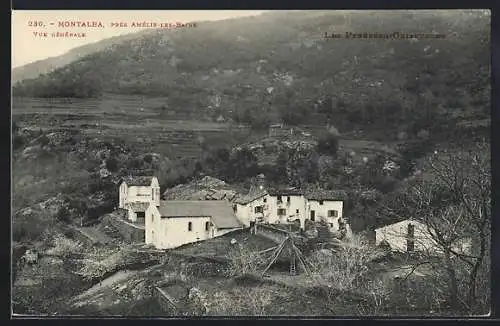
top-left (12, 95), bottom-right (402, 162)
top-left (12, 95), bottom-right (252, 160)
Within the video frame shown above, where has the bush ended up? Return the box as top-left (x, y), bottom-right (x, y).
top-left (38, 134), bottom-right (50, 147)
top-left (308, 234), bottom-right (391, 315)
top-left (316, 132), bottom-right (339, 156)
top-left (143, 154), bottom-right (153, 164)
top-left (56, 206), bottom-right (71, 223)
top-left (187, 286), bottom-right (275, 316)
top-left (13, 135), bottom-right (26, 150)
top-left (373, 176), bottom-right (399, 193)
top-left (46, 235), bottom-right (83, 258)
top-left (105, 157), bottom-right (119, 172)
top-left (126, 158), bottom-right (144, 169)
top-left (225, 243), bottom-right (267, 277)
top-left (309, 234), bottom-right (376, 292)
top-left (12, 121), bottom-right (19, 134)
top-left (66, 196), bottom-right (88, 216)
top-left (12, 220), bottom-right (47, 243)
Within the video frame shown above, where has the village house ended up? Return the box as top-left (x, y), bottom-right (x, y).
top-left (374, 218), bottom-right (472, 255)
top-left (145, 200), bottom-right (244, 249)
top-left (119, 176), bottom-right (160, 222)
top-left (268, 123), bottom-right (294, 138)
top-left (234, 184), bottom-right (346, 232)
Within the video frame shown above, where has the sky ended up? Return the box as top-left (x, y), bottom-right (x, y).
top-left (11, 10), bottom-right (268, 68)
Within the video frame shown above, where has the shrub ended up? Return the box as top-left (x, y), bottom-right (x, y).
top-left (316, 132), bottom-right (339, 156)
top-left (56, 206), bottom-right (71, 223)
top-left (309, 234), bottom-right (377, 291)
top-left (308, 234), bottom-right (391, 315)
top-left (105, 157), bottom-right (119, 172)
top-left (225, 243), bottom-right (267, 277)
top-left (12, 135), bottom-right (26, 150)
top-left (46, 235), bottom-right (83, 258)
top-left (12, 220), bottom-right (48, 243)
top-left (126, 158), bottom-right (143, 169)
top-left (143, 154), bottom-right (153, 164)
top-left (188, 286), bottom-right (275, 316)
top-left (374, 176), bottom-right (399, 193)
top-left (38, 134), bottom-right (50, 147)
top-left (12, 121), bottom-right (19, 134)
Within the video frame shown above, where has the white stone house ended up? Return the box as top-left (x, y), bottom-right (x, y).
top-left (119, 176), bottom-right (160, 222)
top-left (374, 219), bottom-right (472, 255)
top-left (234, 187), bottom-right (346, 232)
top-left (145, 200), bottom-right (244, 249)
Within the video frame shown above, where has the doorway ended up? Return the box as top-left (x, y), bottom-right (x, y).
top-left (310, 210), bottom-right (315, 222)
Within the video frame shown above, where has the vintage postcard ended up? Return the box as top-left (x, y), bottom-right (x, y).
top-left (11, 9), bottom-right (491, 317)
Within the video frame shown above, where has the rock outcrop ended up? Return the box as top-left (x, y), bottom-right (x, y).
top-left (163, 176), bottom-right (240, 201)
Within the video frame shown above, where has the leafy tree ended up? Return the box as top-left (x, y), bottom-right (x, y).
top-left (13, 135), bottom-right (25, 150)
top-left (316, 132), bottom-right (339, 156)
top-left (12, 121), bottom-right (19, 134)
top-left (56, 206), bottom-right (71, 223)
top-left (105, 157), bottom-right (119, 172)
top-left (38, 134), bottom-right (50, 147)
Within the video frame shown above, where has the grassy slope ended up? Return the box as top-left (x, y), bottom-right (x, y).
top-left (12, 30), bottom-right (154, 83)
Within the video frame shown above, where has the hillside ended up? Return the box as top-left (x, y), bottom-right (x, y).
top-left (12, 30), bottom-right (154, 84)
top-left (12, 10), bottom-right (490, 141)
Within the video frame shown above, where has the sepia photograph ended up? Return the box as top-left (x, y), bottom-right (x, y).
top-left (11, 9), bottom-right (491, 317)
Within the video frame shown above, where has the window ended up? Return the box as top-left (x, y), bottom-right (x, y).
top-left (296, 209), bottom-right (299, 214)
top-left (233, 205), bottom-right (237, 213)
top-left (255, 206), bottom-right (263, 213)
top-left (330, 223), bottom-right (334, 227)
top-left (151, 214), bottom-right (154, 222)
top-left (277, 196), bottom-right (282, 203)
top-left (205, 221), bottom-right (210, 231)
top-left (136, 211), bottom-right (145, 218)
top-left (287, 196), bottom-right (291, 203)
top-left (152, 189), bottom-right (154, 201)
top-left (310, 210), bottom-right (316, 221)
top-left (328, 210), bottom-right (338, 217)
top-left (263, 198), bottom-right (267, 203)
top-left (188, 222), bottom-right (192, 231)
top-left (319, 200), bottom-right (324, 205)
top-left (277, 208), bottom-right (286, 216)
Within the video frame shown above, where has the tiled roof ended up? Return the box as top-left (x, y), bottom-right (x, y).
top-left (235, 187), bottom-right (347, 203)
top-left (267, 187), bottom-right (303, 196)
top-left (234, 191), bottom-right (267, 205)
top-left (373, 218), bottom-right (421, 231)
top-left (158, 200), bottom-right (243, 229)
top-left (121, 176), bottom-right (155, 187)
top-left (304, 189), bottom-right (347, 201)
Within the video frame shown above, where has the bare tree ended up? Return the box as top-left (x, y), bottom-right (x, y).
top-left (225, 243), bottom-right (267, 277)
top-left (385, 141), bottom-right (490, 314)
top-left (309, 234), bottom-right (390, 314)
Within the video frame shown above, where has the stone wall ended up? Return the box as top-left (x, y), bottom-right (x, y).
top-left (255, 224), bottom-right (289, 244)
top-left (102, 211), bottom-right (145, 243)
